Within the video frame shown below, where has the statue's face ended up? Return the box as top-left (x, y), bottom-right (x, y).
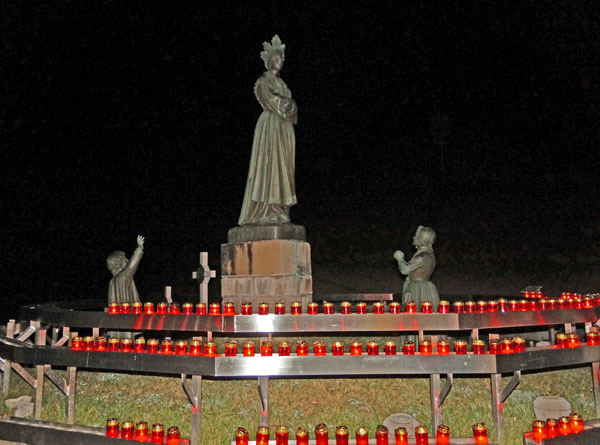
top-left (413, 230), bottom-right (423, 247)
top-left (269, 54), bottom-right (283, 72)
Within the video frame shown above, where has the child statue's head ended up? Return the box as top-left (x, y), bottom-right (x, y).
top-left (413, 226), bottom-right (436, 248)
top-left (106, 250), bottom-right (128, 276)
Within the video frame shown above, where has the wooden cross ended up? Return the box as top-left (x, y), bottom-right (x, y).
top-left (191, 252), bottom-right (216, 305)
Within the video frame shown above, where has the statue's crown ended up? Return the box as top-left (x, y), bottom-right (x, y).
top-left (260, 35), bottom-right (285, 67)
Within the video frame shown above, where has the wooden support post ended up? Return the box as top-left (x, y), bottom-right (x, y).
top-left (592, 362), bottom-right (600, 418)
top-left (34, 327), bottom-right (45, 420)
top-left (2, 319), bottom-right (15, 396)
top-left (66, 366), bottom-right (77, 424)
top-left (181, 374), bottom-right (202, 445)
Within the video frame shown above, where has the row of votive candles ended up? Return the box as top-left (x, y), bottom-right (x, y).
top-left (71, 333), bottom-right (595, 355)
top-left (530, 413), bottom-right (584, 441)
top-left (235, 422), bottom-right (489, 445)
top-left (105, 418), bottom-right (181, 443)
top-left (108, 296), bottom-right (599, 316)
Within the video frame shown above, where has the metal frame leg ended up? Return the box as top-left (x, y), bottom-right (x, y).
top-left (2, 320), bottom-right (15, 397)
top-left (592, 362), bottom-right (600, 418)
top-left (491, 371), bottom-right (521, 444)
top-left (181, 374), bottom-right (202, 445)
top-left (430, 373), bottom-right (453, 432)
top-left (258, 377), bottom-right (269, 427)
top-left (34, 327), bottom-right (46, 420)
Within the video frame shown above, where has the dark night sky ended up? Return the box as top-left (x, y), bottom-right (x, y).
top-left (1, 1), bottom-right (599, 309)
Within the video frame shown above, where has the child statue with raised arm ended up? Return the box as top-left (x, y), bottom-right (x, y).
top-left (107, 235), bottom-right (144, 305)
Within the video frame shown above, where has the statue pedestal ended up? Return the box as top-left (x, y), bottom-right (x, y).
top-left (221, 237), bottom-right (313, 313)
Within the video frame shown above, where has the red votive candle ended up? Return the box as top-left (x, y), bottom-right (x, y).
top-left (296, 340), bottom-right (309, 356)
top-left (508, 300), bottom-right (518, 312)
top-left (421, 302), bottom-right (433, 313)
top-left (332, 341), bottom-right (345, 355)
top-left (261, 341), bottom-right (273, 356)
top-left (405, 301), bottom-right (417, 313)
top-left (120, 338), bottom-right (133, 353)
top-left (567, 333), bottom-right (580, 348)
top-left (315, 424), bottom-right (328, 445)
top-left (437, 340), bottom-right (450, 355)
top-left (356, 427), bottom-right (368, 445)
top-left (151, 424), bottom-right (164, 444)
top-left (295, 427), bottom-right (309, 445)
top-left (587, 331), bottom-right (599, 345)
top-left (83, 336), bottom-right (95, 351)
top-left (134, 421), bottom-right (148, 442)
top-left (402, 341), bottom-right (415, 355)
top-left (546, 418), bottom-right (559, 438)
top-left (132, 302), bottom-right (142, 314)
top-left (385, 340), bottom-right (397, 355)
top-left (436, 425), bottom-right (450, 445)
top-left (556, 333), bottom-right (568, 348)
top-left (356, 302), bottom-right (367, 314)
top-left (243, 341), bottom-right (255, 356)
top-left (498, 298), bottom-right (507, 312)
top-left (341, 301), bottom-right (352, 314)
top-left (156, 302), bottom-right (167, 314)
top-left (291, 301), bottom-right (302, 314)
top-left (166, 426), bottom-right (180, 445)
top-left (368, 341), bottom-right (380, 355)
top-left (146, 338), bottom-right (159, 354)
top-left (278, 341), bottom-right (290, 356)
top-left (235, 427), bottom-right (248, 445)
top-left (584, 297), bottom-right (594, 308)
top-left (323, 302), bottom-right (334, 314)
top-left (160, 339), bottom-right (173, 355)
top-left (223, 302), bottom-right (236, 315)
top-left (415, 425), bottom-right (428, 445)
top-left (120, 302), bottom-right (131, 314)
top-left (204, 341), bottom-right (217, 356)
top-left (376, 425), bottom-right (389, 445)
top-left (455, 340), bottom-right (467, 355)
top-left (108, 302), bottom-right (119, 314)
top-left (472, 339), bottom-right (486, 354)
top-left (134, 337), bottom-right (146, 353)
top-left (513, 337), bottom-right (525, 353)
top-left (573, 298), bottom-right (582, 309)
top-left (530, 300), bottom-right (538, 311)
top-left (106, 418), bottom-right (119, 437)
top-left (538, 299), bottom-right (548, 310)
top-left (373, 301), bottom-right (385, 314)
top-left (258, 302), bottom-right (269, 315)
top-left (241, 302), bottom-right (252, 315)
top-left (559, 416), bottom-right (571, 435)
top-left (168, 303), bottom-right (180, 315)
top-left (548, 299), bottom-right (557, 310)
top-left (465, 301), bottom-right (476, 313)
top-left (144, 302), bottom-right (154, 314)
top-left (570, 413), bottom-right (583, 433)
top-left (182, 303), bottom-right (194, 315)
top-left (195, 302), bottom-right (207, 315)
top-left (107, 338), bottom-right (120, 352)
top-left (175, 340), bottom-right (187, 355)
top-left (350, 340), bottom-right (362, 355)
top-left (532, 419), bottom-right (546, 441)
top-left (395, 427), bottom-right (408, 445)
top-left (121, 421), bottom-right (134, 440)
top-left (256, 426), bottom-right (270, 445)
top-left (70, 336), bottom-right (83, 351)
top-left (225, 341), bottom-right (237, 356)
top-left (472, 423), bottom-right (488, 444)
top-left (500, 338), bottom-right (514, 354)
top-left (189, 340), bottom-right (202, 356)
top-left (313, 340), bottom-right (326, 356)
top-left (275, 302), bottom-right (286, 315)
top-left (335, 425), bottom-right (349, 445)
top-left (488, 300), bottom-right (498, 312)
top-left (308, 302), bottom-right (319, 314)
top-left (419, 340), bottom-right (432, 355)
top-left (489, 339), bottom-right (500, 354)
top-left (389, 301), bottom-right (401, 314)
top-left (438, 300), bottom-right (449, 313)
top-left (453, 301), bottom-right (465, 313)
top-left (276, 425), bottom-right (289, 445)
top-left (477, 300), bottom-right (487, 313)
top-left (209, 303), bottom-right (220, 315)
top-left (94, 336), bottom-right (107, 351)
top-left (518, 299), bottom-right (528, 311)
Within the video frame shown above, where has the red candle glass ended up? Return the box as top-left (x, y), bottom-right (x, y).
top-left (389, 301), bottom-right (401, 314)
top-left (196, 303), bottom-right (207, 315)
top-left (335, 425), bottom-right (349, 445)
top-left (356, 302), bottom-right (367, 314)
top-left (120, 338), bottom-right (133, 353)
top-left (513, 337), bottom-right (525, 353)
top-left (108, 302), bottom-right (119, 314)
top-left (508, 300), bottom-right (518, 312)
top-left (465, 301), bottom-right (475, 313)
top-left (489, 339), bottom-right (500, 354)
top-left (121, 421), bottom-right (134, 440)
top-left (455, 340), bottom-right (467, 355)
top-left (308, 302), bottom-right (319, 314)
top-left (323, 302), bottom-right (334, 314)
top-left (107, 338), bottom-right (120, 352)
top-left (261, 341), bottom-right (273, 356)
top-left (356, 427), bottom-right (368, 445)
top-left (421, 302), bottom-right (433, 313)
top-left (241, 302), bottom-right (252, 315)
top-left (453, 301), bottom-right (464, 313)
top-left (160, 339), bottom-right (173, 355)
top-left (532, 419), bottom-right (546, 442)
top-left (181, 303), bottom-right (193, 315)
top-left (437, 340), bottom-right (449, 355)
top-left (166, 426), bottom-right (180, 445)
top-left (189, 340), bottom-right (202, 356)
top-left (168, 303), bottom-right (180, 315)
top-left (559, 416), bottom-right (571, 435)
top-left (146, 338), bottom-right (159, 354)
top-left (538, 299), bottom-right (547, 311)
top-left (95, 336), bottom-right (107, 351)
top-left (225, 341), bottom-right (237, 356)
top-left (132, 302), bottom-right (142, 314)
top-left (134, 421), bottom-right (148, 442)
top-left (373, 301), bottom-right (385, 314)
top-left (405, 301), bottom-right (416, 313)
top-left (134, 337), bottom-right (146, 353)
top-left (235, 427), bottom-right (249, 445)
top-left (573, 299), bottom-right (582, 309)
top-left (438, 300), bottom-right (449, 314)
top-left (587, 331), bottom-right (599, 345)
top-left (530, 300), bottom-right (538, 311)
top-left (570, 413), bottom-right (583, 433)
top-left (243, 341), bottom-right (255, 356)
top-left (518, 299), bottom-right (528, 311)
top-left (476, 301), bottom-right (487, 313)
top-left (295, 427), bottom-right (309, 445)
top-left (144, 302), bottom-right (154, 314)
top-left (120, 303), bottom-right (131, 314)
top-left (156, 302), bottom-right (167, 314)
top-left (556, 333), bottom-right (568, 348)
top-left (276, 425), bottom-right (289, 445)
top-left (419, 340), bottom-right (432, 355)
top-left (415, 425), bottom-right (428, 445)
top-left (488, 300), bottom-right (498, 312)
top-left (204, 341), bottom-right (217, 356)
top-left (256, 426), bottom-right (270, 445)
top-left (350, 340), bottom-right (362, 355)
top-left (315, 424), bottom-right (328, 445)
top-left (332, 341), bottom-right (345, 355)
top-left (258, 303), bottom-right (269, 315)
top-left (498, 298), bottom-right (507, 312)
top-left (209, 303), bottom-right (220, 315)
top-left (436, 425), bottom-right (450, 445)
top-left (472, 339), bottom-right (486, 354)
top-left (402, 341), bottom-right (415, 355)
top-left (278, 341), bottom-right (290, 356)
top-left (341, 301), bottom-right (352, 314)
top-left (394, 427), bottom-right (408, 445)
top-left (546, 418), bottom-right (559, 438)
top-left (223, 302), bottom-right (236, 315)
top-left (548, 299), bottom-right (557, 310)
top-left (500, 338), bottom-right (514, 354)
top-left (275, 302), bottom-right (286, 315)
top-left (174, 340), bottom-right (187, 355)
top-left (567, 333), bottom-right (580, 348)
top-left (83, 336), bottom-right (95, 351)
top-left (385, 340), bottom-right (397, 355)
top-left (376, 425), bottom-right (389, 445)
top-left (313, 340), bottom-right (327, 356)
top-left (368, 341), bottom-right (379, 355)
top-left (151, 424), bottom-right (164, 444)
top-left (291, 301), bottom-right (302, 314)
top-left (296, 340), bottom-right (308, 356)
top-left (106, 418), bottom-right (119, 437)
top-left (472, 423), bottom-right (488, 444)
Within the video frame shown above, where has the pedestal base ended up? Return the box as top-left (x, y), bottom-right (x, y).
top-left (227, 224), bottom-right (306, 243)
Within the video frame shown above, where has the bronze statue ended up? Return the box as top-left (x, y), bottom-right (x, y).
top-left (238, 35), bottom-right (298, 225)
top-left (107, 235), bottom-right (144, 304)
top-left (394, 226), bottom-right (439, 310)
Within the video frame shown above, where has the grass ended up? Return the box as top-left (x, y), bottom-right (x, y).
top-left (1, 340), bottom-right (597, 445)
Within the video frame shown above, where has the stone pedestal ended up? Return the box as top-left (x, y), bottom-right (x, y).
top-left (221, 238), bottom-right (313, 313)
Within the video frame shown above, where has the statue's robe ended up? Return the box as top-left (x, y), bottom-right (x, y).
top-left (399, 247), bottom-right (440, 311)
top-left (108, 247), bottom-right (143, 304)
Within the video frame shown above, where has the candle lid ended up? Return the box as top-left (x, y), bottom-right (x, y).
top-left (296, 427), bottom-right (308, 437)
top-left (276, 425), bottom-right (289, 434)
top-left (335, 425), bottom-right (348, 435)
top-left (473, 339), bottom-right (486, 346)
top-left (262, 341), bottom-right (273, 347)
top-left (438, 340), bottom-right (449, 346)
top-left (437, 425), bottom-right (450, 434)
top-left (166, 426), bottom-right (180, 434)
top-left (368, 340), bottom-right (378, 346)
top-left (152, 423), bottom-right (164, 433)
top-left (356, 427), bottom-right (368, 436)
top-left (161, 339), bottom-right (172, 345)
top-left (135, 421), bottom-right (148, 431)
top-left (473, 422), bottom-right (487, 431)
top-left (395, 427), bottom-right (407, 436)
top-left (121, 338), bottom-right (132, 345)
top-left (559, 416), bottom-right (570, 424)
top-left (297, 340), bottom-right (308, 346)
top-left (135, 337), bottom-right (146, 345)
top-left (106, 418), bottom-right (119, 427)
top-left (415, 425), bottom-right (428, 434)
top-left (313, 340), bottom-right (325, 346)
top-left (454, 301), bottom-right (464, 306)
top-left (570, 413), bottom-right (582, 421)
top-left (532, 419), bottom-right (545, 428)
top-left (83, 336), bottom-right (94, 342)
top-left (376, 425), bottom-right (389, 433)
top-left (278, 341), bottom-right (290, 347)
top-left (175, 340), bottom-right (187, 346)
top-left (122, 421), bottom-right (133, 428)
top-left (259, 302), bottom-right (269, 307)
top-left (351, 340), bottom-right (361, 347)
top-left (315, 423), bottom-right (328, 433)
top-left (439, 300), bottom-right (449, 305)
top-left (455, 340), bottom-right (467, 346)
top-left (291, 301), bottom-right (302, 306)
top-left (385, 340), bottom-right (396, 346)
top-left (546, 418), bottom-right (558, 426)
top-left (205, 341), bottom-right (216, 347)
top-left (73, 336), bottom-right (83, 342)
top-left (226, 341), bottom-right (237, 346)
top-left (147, 338), bottom-right (159, 346)
top-left (332, 341), bottom-right (344, 347)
